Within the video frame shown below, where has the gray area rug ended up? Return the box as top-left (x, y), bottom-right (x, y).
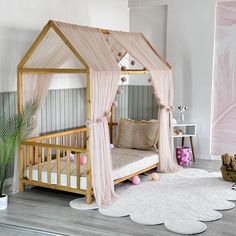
top-left (70, 168), bottom-right (236, 235)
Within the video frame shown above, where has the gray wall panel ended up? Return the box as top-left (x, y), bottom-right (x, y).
top-left (127, 85), bottom-right (158, 121)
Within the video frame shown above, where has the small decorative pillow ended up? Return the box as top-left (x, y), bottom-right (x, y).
top-left (116, 118), bottom-right (158, 151)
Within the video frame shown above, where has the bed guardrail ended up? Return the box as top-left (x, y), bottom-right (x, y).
top-left (18, 127), bottom-right (91, 199)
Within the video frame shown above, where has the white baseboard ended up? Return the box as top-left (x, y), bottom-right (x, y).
top-left (196, 154), bottom-right (221, 161)
top-left (3, 178), bottom-right (13, 187)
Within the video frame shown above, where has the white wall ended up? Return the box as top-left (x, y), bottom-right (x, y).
top-left (129, 0), bottom-right (216, 158)
top-left (129, 5), bottom-right (168, 85)
top-left (0, 0), bottom-right (129, 92)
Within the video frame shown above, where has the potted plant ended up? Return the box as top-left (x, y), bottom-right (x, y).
top-left (0, 98), bottom-right (38, 210)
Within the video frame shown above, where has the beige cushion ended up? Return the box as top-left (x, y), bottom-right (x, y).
top-left (116, 118), bottom-right (158, 151)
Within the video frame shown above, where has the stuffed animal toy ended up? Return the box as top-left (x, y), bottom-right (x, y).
top-left (232, 161), bottom-right (236, 172)
top-left (175, 129), bottom-right (183, 136)
top-left (221, 153), bottom-right (235, 171)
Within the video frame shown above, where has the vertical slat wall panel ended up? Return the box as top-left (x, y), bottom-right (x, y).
top-left (0, 86), bottom-right (157, 133)
top-left (0, 92), bottom-right (17, 178)
top-left (128, 85), bottom-right (158, 120)
top-left (38, 88), bottom-right (87, 135)
top-left (115, 85), bottom-right (129, 120)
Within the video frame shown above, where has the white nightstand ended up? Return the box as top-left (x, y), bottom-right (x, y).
top-left (172, 123), bottom-right (197, 162)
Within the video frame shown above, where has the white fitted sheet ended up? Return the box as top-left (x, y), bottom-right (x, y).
top-left (25, 148), bottom-right (158, 190)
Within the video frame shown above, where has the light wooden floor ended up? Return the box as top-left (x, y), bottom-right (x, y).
top-left (1, 159), bottom-right (236, 236)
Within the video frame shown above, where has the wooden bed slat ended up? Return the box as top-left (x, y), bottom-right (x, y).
top-left (47, 145), bottom-right (52, 184)
top-left (76, 153), bottom-right (80, 189)
top-left (41, 140), bottom-right (45, 163)
top-left (55, 137), bottom-right (61, 186)
top-left (21, 179), bottom-right (86, 195)
top-left (56, 149), bottom-right (61, 186)
top-left (38, 147), bottom-right (42, 182)
top-left (27, 127), bottom-right (87, 142)
top-left (114, 163), bottom-right (159, 185)
top-left (75, 134), bottom-right (78, 147)
top-left (81, 132), bottom-right (84, 148)
top-left (29, 146), bottom-right (33, 181)
top-left (19, 146), bottom-right (24, 192)
top-left (67, 150), bottom-right (71, 187)
top-left (69, 134), bottom-right (72, 146)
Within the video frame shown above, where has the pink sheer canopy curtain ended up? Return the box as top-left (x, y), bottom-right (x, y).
top-left (11, 29), bottom-right (72, 193)
top-left (55, 22), bottom-right (121, 207)
top-left (110, 31), bottom-right (180, 172)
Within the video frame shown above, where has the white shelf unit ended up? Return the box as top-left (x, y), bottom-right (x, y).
top-left (172, 123), bottom-right (196, 138)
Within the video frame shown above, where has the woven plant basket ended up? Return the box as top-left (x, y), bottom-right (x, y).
top-left (221, 168), bottom-right (236, 182)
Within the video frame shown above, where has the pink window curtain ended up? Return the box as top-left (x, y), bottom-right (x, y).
top-left (110, 31), bottom-right (180, 172)
top-left (55, 22), bottom-right (121, 206)
top-left (11, 29), bottom-right (73, 194)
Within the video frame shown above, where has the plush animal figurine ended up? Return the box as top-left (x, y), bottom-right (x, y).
top-left (131, 176), bottom-right (140, 185)
top-left (175, 129), bottom-right (183, 136)
top-left (221, 153), bottom-right (233, 170)
top-left (232, 161), bottom-right (236, 171)
top-left (150, 172), bottom-right (160, 181)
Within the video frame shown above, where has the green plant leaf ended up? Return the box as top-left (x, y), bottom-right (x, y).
top-left (0, 97), bottom-right (39, 196)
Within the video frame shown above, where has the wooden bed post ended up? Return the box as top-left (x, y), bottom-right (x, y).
top-left (17, 69), bottom-right (24, 192)
top-left (86, 70), bottom-right (93, 204)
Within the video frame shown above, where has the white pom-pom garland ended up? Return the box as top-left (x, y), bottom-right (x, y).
top-left (121, 76), bottom-right (127, 83)
top-left (116, 87), bottom-right (123, 95)
top-left (112, 101), bottom-right (118, 107)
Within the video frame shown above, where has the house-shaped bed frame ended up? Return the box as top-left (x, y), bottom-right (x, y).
top-left (17, 20), bottom-right (172, 204)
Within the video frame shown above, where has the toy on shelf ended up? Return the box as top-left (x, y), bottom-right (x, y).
top-left (174, 129), bottom-right (183, 136)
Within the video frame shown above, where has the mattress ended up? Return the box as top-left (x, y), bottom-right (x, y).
top-left (25, 147), bottom-right (158, 190)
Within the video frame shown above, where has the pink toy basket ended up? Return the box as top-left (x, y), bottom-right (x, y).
top-left (176, 146), bottom-right (192, 166)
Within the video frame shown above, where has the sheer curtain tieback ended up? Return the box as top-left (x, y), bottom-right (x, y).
top-left (85, 110), bottom-right (112, 126)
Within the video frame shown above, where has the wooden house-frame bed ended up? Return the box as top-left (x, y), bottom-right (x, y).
top-left (17, 20), bottom-right (174, 205)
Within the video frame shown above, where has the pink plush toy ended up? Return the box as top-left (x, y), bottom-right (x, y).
top-left (131, 176), bottom-right (140, 185)
top-left (80, 155), bottom-right (87, 165)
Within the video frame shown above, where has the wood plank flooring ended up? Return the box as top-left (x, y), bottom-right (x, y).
top-left (1, 159), bottom-right (236, 236)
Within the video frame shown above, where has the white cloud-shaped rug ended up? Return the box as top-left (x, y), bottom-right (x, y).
top-left (70, 168), bottom-right (236, 235)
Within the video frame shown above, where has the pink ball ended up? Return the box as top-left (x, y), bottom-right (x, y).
top-left (80, 156), bottom-right (87, 165)
top-left (131, 176), bottom-right (140, 185)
